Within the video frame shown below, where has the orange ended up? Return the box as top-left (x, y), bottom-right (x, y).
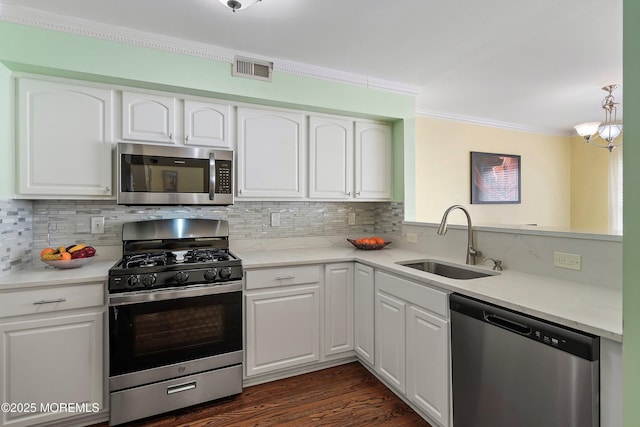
top-left (374, 237), bottom-right (385, 245)
top-left (40, 247), bottom-right (55, 257)
top-left (361, 238), bottom-right (371, 246)
top-left (60, 252), bottom-right (72, 260)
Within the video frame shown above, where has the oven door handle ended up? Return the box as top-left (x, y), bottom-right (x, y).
top-left (109, 281), bottom-right (242, 306)
top-left (209, 152), bottom-right (216, 201)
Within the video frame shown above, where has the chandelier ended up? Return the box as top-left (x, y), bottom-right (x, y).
top-left (219, 0), bottom-right (261, 12)
top-left (574, 84), bottom-right (623, 152)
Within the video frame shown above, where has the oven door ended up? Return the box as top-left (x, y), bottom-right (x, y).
top-left (108, 282), bottom-right (242, 385)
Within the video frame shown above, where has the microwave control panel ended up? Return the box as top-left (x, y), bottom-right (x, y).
top-left (215, 160), bottom-right (232, 194)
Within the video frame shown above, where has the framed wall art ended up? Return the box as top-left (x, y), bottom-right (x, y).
top-left (470, 151), bottom-right (521, 204)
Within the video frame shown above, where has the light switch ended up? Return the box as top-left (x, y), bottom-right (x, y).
top-left (270, 212), bottom-right (280, 227)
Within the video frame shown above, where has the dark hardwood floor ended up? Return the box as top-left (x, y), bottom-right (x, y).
top-left (93, 362), bottom-right (431, 427)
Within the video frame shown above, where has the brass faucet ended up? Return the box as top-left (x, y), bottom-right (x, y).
top-left (437, 205), bottom-right (481, 265)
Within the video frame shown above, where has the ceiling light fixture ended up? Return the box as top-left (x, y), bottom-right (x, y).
top-left (574, 84), bottom-right (623, 152)
top-left (219, 0), bottom-right (261, 12)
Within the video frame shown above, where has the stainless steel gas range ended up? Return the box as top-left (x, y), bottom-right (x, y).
top-left (107, 218), bottom-right (243, 426)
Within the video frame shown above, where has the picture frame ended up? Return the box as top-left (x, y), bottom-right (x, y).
top-left (163, 170), bottom-right (178, 192)
top-left (470, 151), bottom-right (521, 204)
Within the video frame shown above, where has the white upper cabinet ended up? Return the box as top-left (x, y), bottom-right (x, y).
top-left (309, 116), bottom-right (353, 199)
top-left (355, 121), bottom-right (392, 200)
top-left (121, 91), bottom-right (176, 143)
top-left (16, 78), bottom-right (114, 198)
top-left (237, 107), bottom-right (306, 198)
top-left (183, 100), bottom-right (231, 148)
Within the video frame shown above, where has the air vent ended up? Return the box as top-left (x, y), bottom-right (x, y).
top-left (232, 56), bottom-right (273, 82)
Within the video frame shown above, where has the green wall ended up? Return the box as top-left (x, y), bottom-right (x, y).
top-left (0, 21), bottom-right (415, 200)
top-left (623, 0), bottom-right (639, 424)
top-left (0, 63), bottom-right (12, 196)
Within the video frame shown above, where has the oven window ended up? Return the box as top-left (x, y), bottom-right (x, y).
top-left (135, 305), bottom-right (225, 357)
top-left (109, 291), bottom-right (241, 376)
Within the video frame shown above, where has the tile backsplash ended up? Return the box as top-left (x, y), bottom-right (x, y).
top-left (0, 199), bottom-right (404, 274)
top-left (0, 199), bottom-right (33, 274)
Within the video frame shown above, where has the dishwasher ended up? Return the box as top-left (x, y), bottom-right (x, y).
top-left (449, 293), bottom-right (600, 427)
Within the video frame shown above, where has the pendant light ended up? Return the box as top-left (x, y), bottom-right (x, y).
top-left (219, 0), bottom-right (261, 12)
top-left (574, 84), bottom-right (623, 152)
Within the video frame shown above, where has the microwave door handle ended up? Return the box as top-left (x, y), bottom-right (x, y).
top-left (209, 152), bottom-right (216, 201)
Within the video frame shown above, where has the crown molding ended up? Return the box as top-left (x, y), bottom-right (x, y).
top-left (415, 108), bottom-right (573, 137)
top-left (0, 4), bottom-right (418, 96)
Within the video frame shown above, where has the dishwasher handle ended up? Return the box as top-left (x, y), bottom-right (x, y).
top-left (484, 312), bottom-right (531, 336)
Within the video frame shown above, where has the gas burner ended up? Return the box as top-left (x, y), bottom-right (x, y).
top-left (184, 248), bottom-right (230, 264)
top-left (124, 252), bottom-right (176, 269)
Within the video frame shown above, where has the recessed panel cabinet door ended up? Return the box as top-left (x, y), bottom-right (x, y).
top-left (355, 122), bottom-right (392, 200)
top-left (354, 263), bottom-right (375, 365)
top-left (406, 305), bottom-right (450, 427)
top-left (309, 116), bottom-right (353, 199)
top-left (121, 91), bottom-right (176, 143)
top-left (17, 79), bottom-right (114, 197)
top-left (245, 285), bottom-right (320, 376)
top-left (375, 290), bottom-right (406, 393)
top-left (0, 312), bottom-right (103, 427)
top-left (237, 107), bottom-right (306, 198)
top-left (183, 100), bottom-right (231, 148)
top-left (324, 263), bottom-right (354, 356)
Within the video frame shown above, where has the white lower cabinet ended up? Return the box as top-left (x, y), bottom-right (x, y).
top-left (0, 283), bottom-right (105, 427)
top-left (244, 265), bottom-right (322, 377)
top-left (324, 263), bottom-right (354, 357)
top-left (375, 290), bottom-right (407, 393)
top-left (245, 284), bottom-right (321, 377)
top-left (354, 263), bottom-right (375, 365)
top-left (374, 270), bottom-right (451, 427)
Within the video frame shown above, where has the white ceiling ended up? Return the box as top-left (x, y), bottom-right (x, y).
top-left (1, 0), bottom-right (623, 134)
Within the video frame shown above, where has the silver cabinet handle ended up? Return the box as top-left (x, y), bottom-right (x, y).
top-left (33, 298), bottom-right (67, 305)
top-left (356, 191), bottom-right (361, 196)
top-left (167, 381), bottom-right (196, 395)
top-left (346, 191), bottom-right (351, 196)
top-left (105, 186), bottom-right (110, 193)
top-left (169, 133), bottom-right (173, 140)
top-left (185, 135), bottom-right (190, 142)
top-left (276, 275), bottom-right (295, 280)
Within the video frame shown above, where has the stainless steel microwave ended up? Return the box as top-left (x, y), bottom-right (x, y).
top-left (116, 143), bottom-right (234, 206)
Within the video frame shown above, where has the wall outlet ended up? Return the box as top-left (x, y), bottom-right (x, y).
top-left (270, 212), bottom-right (280, 227)
top-left (407, 233), bottom-right (418, 244)
top-left (91, 217), bottom-right (105, 234)
top-left (348, 212), bottom-right (356, 225)
top-left (553, 252), bottom-right (582, 270)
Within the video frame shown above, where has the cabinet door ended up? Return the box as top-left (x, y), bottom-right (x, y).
top-left (324, 263), bottom-right (354, 357)
top-left (245, 285), bottom-right (320, 376)
top-left (183, 100), bottom-right (231, 148)
top-left (309, 116), bottom-right (353, 199)
top-left (16, 78), bottom-right (113, 197)
top-left (375, 290), bottom-right (406, 393)
top-left (122, 91), bottom-right (176, 143)
top-left (0, 312), bottom-right (103, 427)
top-left (355, 122), bottom-right (392, 200)
top-left (354, 263), bottom-right (375, 365)
top-left (237, 107), bottom-right (306, 198)
top-left (406, 305), bottom-right (450, 427)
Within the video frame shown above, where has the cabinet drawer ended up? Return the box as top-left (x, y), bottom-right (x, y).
top-left (245, 265), bottom-right (321, 290)
top-left (375, 270), bottom-right (449, 318)
top-left (0, 283), bottom-right (104, 318)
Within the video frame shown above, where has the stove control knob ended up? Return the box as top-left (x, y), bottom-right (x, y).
top-left (175, 271), bottom-right (189, 284)
top-left (126, 275), bottom-right (140, 288)
top-left (204, 269), bottom-right (218, 282)
top-left (142, 274), bottom-right (157, 287)
top-left (219, 267), bottom-right (232, 280)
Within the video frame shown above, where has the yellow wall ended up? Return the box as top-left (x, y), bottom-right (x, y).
top-left (569, 135), bottom-right (612, 233)
top-left (415, 116), bottom-right (572, 229)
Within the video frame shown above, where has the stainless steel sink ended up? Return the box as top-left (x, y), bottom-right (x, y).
top-left (396, 260), bottom-right (498, 280)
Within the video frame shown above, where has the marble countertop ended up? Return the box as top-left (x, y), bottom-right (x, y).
top-left (0, 247), bottom-right (622, 342)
